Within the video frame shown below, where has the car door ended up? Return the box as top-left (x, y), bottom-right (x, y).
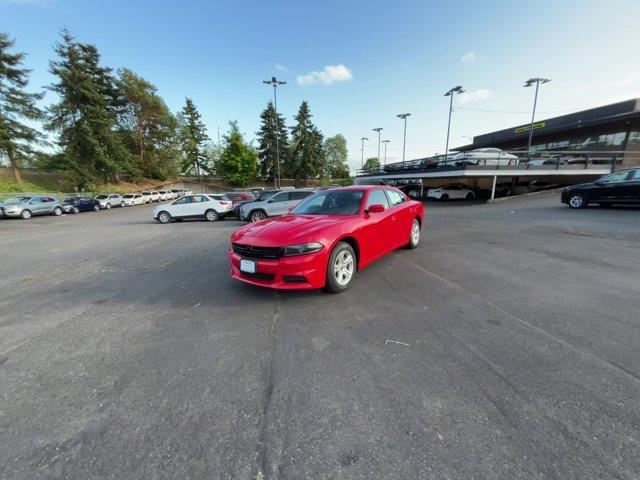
top-left (29, 196), bottom-right (47, 214)
top-left (193, 195), bottom-right (213, 216)
top-left (265, 191), bottom-right (290, 216)
top-left (384, 189), bottom-right (412, 248)
top-left (359, 188), bottom-right (394, 261)
top-left (618, 169), bottom-right (640, 204)
top-left (593, 170), bottom-right (632, 202)
top-left (169, 195), bottom-right (193, 217)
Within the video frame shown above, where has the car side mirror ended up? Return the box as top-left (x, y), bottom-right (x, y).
top-left (367, 204), bottom-right (386, 214)
top-left (267, 199), bottom-right (274, 203)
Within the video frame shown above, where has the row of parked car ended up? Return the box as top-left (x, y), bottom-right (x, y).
top-left (152, 187), bottom-right (318, 223)
top-left (0, 188), bottom-right (194, 220)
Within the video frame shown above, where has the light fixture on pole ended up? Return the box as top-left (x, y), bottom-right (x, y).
top-left (360, 137), bottom-right (369, 169)
top-left (263, 76), bottom-right (287, 188)
top-left (372, 127), bottom-right (383, 164)
top-left (382, 140), bottom-right (390, 165)
top-left (396, 113), bottom-right (411, 166)
top-left (523, 77), bottom-right (551, 154)
top-left (444, 86), bottom-right (465, 159)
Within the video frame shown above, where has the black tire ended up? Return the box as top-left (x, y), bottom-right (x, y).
top-left (440, 194), bottom-right (449, 201)
top-left (53, 207), bottom-right (62, 216)
top-left (249, 210), bottom-right (267, 222)
top-left (73, 206), bottom-right (80, 214)
top-left (466, 192), bottom-right (474, 200)
top-left (106, 203), bottom-right (111, 210)
top-left (324, 242), bottom-right (356, 293)
top-left (157, 211), bottom-right (172, 223)
top-left (93, 204), bottom-right (99, 212)
top-left (407, 218), bottom-right (421, 249)
top-left (568, 192), bottom-right (588, 209)
top-left (20, 209), bottom-right (32, 220)
top-left (205, 209), bottom-right (219, 222)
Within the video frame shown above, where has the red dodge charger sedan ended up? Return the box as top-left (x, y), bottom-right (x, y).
top-left (228, 186), bottom-right (424, 292)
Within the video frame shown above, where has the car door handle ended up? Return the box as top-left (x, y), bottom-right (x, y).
top-left (391, 214), bottom-right (397, 221)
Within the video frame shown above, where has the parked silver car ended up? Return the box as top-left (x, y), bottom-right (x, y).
top-left (0, 195), bottom-right (63, 219)
top-left (95, 193), bottom-right (125, 209)
top-left (239, 189), bottom-right (315, 222)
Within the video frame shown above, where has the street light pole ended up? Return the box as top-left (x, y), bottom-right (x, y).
top-left (360, 137), bottom-right (369, 169)
top-left (372, 127), bottom-right (383, 164)
top-left (382, 140), bottom-right (390, 165)
top-left (524, 77), bottom-right (551, 155)
top-left (396, 113), bottom-right (411, 166)
top-left (444, 86), bottom-right (465, 159)
top-left (263, 76), bottom-right (287, 188)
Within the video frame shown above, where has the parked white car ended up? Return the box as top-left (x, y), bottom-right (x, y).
top-left (153, 194), bottom-right (233, 223)
top-left (427, 184), bottom-right (475, 201)
top-left (123, 193), bottom-right (145, 206)
top-left (454, 148), bottom-right (519, 166)
top-left (158, 190), bottom-right (170, 201)
top-left (149, 191), bottom-right (160, 202)
top-left (95, 193), bottom-right (124, 209)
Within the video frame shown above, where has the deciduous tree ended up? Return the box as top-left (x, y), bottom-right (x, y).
top-left (218, 121), bottom-right (258, 187)
top-left (323, 134), bottom-right (350, 178)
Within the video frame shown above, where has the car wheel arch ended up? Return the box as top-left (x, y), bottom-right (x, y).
top-left (333, 236), bottom-right (360, 269)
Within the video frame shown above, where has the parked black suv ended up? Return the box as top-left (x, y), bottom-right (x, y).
top-left (561, 168), bottom-right (640, 208)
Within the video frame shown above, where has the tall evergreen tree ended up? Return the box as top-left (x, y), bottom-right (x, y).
top-left (218, 121), bottom-right (259, 187)
top-left (117, 68), bottom-right (178, 180)
top-left (323, 134), bottom-right (349, 178)
top-left (179, 98), bottom-right (209, 178)
top-left (256, 100), bottom-right (289, 180)
top-left (45, 30), bottom-right (130, 187)
top-left (287, 101), bottom-right (325, 182)
top-left (0, 33), bottom-right (45, 183)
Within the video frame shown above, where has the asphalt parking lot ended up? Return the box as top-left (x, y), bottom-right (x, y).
top-left (1, 197), bottom-right (639, 480)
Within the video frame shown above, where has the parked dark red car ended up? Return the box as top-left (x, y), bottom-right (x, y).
top-left (228, 186), bottom-right (424, 292)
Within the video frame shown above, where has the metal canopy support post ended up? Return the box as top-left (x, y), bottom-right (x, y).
top-left (491, 175), bottom-right (497, 200)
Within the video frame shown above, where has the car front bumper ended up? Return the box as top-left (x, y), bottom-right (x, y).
top-left (0, 209), bottom-right (22, 217)
top-left (228, 248), bottom-right (327, 290)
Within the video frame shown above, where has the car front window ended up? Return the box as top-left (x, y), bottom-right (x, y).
top-left (292, 190), bottom-right (364, 215)
top-left (600, 171), bottom-right (630, 184)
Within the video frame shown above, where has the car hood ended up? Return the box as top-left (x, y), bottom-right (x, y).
top-left (1, 201), bottom-right (25, 207)
top-left (565, 181), bottom-right (596, 191)
top-left (232, 214), bottom-right (351, 246)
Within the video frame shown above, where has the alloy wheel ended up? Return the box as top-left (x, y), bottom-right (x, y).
top-left (411, 221), bottom-right (420, 246)
top-left (569, 194), bottom-right (585, 208)
top-left (333, 250), bottom-right (354, 286)
top-left (250, 211), bottom-right (266, 222)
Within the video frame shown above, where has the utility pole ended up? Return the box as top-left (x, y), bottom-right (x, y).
top-left (360, 137), bottom-right (369, 169)
top-left (444, 86), bottom-right (464, 159)
top-left (372, 127), bottom-right (383, 164)
top-left (524, 77), bottom-right (551, 155)
top-left (397, 113), bottom-right (411, 166)
top-left (382, 140), bottom-right (390, 165)
top-left (263, 76), bottom-right (287, 188)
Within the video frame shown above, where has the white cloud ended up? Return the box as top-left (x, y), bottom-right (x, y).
top-left (616, 72), bottom-right (640, 87)
top-left (275, 63), bottom-right (288, 72)
top-left (461, 52), bottom-right (476, 64)
top-left (458, 89), bottom-right (491, 103)
top-left (297, 64), bottom-right (353, 86)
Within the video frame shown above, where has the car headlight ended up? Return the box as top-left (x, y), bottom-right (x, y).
top-left (5, 206), bottom-right (18, 212)
top-left (282, 242), bottom-right (323, 256)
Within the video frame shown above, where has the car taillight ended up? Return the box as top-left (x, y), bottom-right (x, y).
top-left (219, 201), bottom-right (231, 205)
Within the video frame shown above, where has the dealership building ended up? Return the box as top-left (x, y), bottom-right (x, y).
top-left (453, 98), bottom-right (640, 169)
top-left (355, 99), bottom-right (640, 197)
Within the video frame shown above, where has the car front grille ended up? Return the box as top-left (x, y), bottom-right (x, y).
top-left (241, 271), bottom-right (276, 281)
top-left (232, 243), bottom-right (284, 259)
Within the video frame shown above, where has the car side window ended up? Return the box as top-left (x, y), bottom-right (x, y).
top-left (290, 191), bottom-right (312, 200)
top-left (385, 189), bottom-right (405, 207)
top-left (194, 195), bottom-right (209, 202)
top-left (175, 196), bottom-right (191, 204)
top-left (270, 192), bottom-right (288, 202)
top-left (365, 189), bottom-right (390, 209)
top-left (629, 170), bottom-right (640, 181)
top-left (31, 197), bottom-right (43, 203)
top-left (600, 171), bottom-right (631, 184)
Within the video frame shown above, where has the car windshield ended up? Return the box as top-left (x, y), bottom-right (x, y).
top-left (292, 190), bottom-right (364, 215)
top-left (63, 197), bottom-right (79, 203)
top-left (2, 196), bottom-right (31, 203)
top-left (256, 191), bottom-right (278, 201)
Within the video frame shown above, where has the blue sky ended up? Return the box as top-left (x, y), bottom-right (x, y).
top-left (3, 0), bottom-right (640, 171)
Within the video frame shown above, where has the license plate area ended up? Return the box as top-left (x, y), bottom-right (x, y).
top-left (240, 258), bottom-right (257, 273)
